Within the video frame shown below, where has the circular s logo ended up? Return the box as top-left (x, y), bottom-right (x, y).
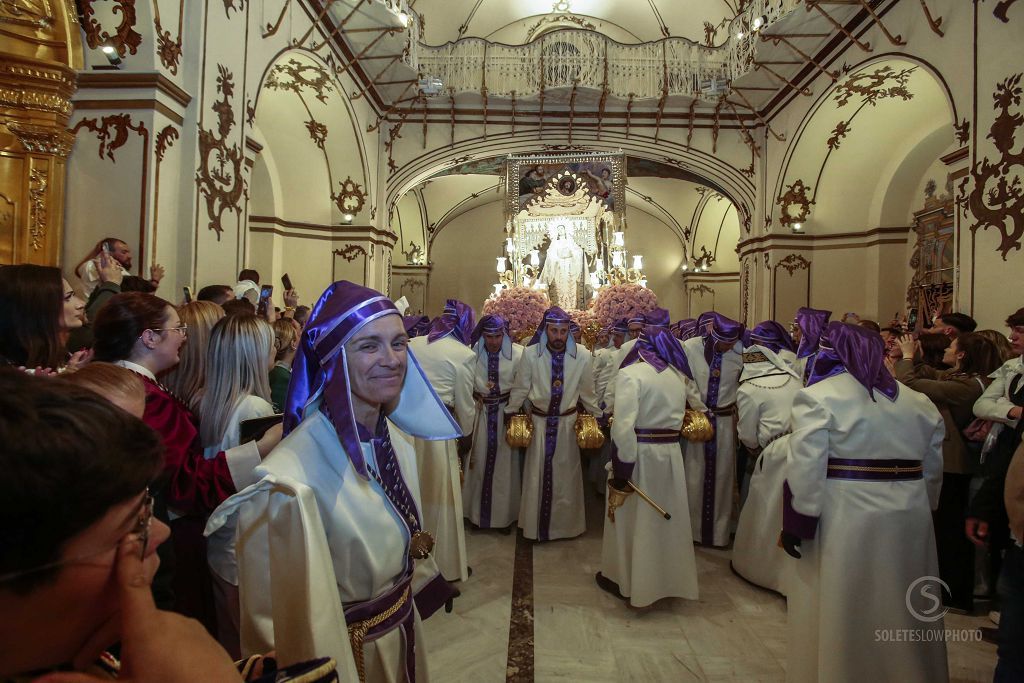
top-left (906, 576), bottom-right (949, 622)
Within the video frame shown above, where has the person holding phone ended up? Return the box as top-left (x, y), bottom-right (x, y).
top-left (75, 238), bottom-right (164, 296)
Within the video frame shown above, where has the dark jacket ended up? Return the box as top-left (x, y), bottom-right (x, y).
top-left (894, 359), bottom-right (986, 474)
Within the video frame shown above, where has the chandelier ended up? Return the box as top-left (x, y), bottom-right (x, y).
top-left (491, 224), bottom-right (647, 302)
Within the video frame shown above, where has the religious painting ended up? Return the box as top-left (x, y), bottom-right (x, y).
top-left (508, 152), bottom-right (624, 214)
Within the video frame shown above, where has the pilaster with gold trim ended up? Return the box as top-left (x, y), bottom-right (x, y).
top-left (0, 0), bottom-right (82, 265)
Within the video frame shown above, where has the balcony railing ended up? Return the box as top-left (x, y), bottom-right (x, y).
top-left (412, 0), bottom-right (801, 101)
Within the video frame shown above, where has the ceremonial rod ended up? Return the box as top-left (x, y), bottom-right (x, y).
top-left (628, 480), bottom-right (671, 520)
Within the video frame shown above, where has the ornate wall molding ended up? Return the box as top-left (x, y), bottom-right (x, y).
top-left (968, 73), bottom-right (1024, 258)
top-left (334, 244), bottom-right (367, 262)
top-left (196, 64), bottom-right (244, 239)
top-left (333, 176), bottom-right (367, 214)
top-left (71, 113), bottom-right (147, 162)
top-left (154, 123), bottom-right (178, 161)
top-left (27, 167), bottom-right (47, 251)
top-left (776, 178), bottom-right (814, 228)
top-left (153, 0), bottom-right (185, 74)
top-left (79, 0), bottom-right (142, 58)
top-left (6, 121), bottom-right (74, 157)
top-left (776, 252), bottom-right (811, 275)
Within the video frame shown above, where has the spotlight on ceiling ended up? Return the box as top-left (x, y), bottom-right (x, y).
top-left (736, 31), bottom-right (745, 40)
top-left (792, 222), bottom-right (803, 233)
top-left (341, 213), bottom-right (355, 224)
top-left (752, 15), bottom-right (766, 31)
top-left (418, 76), bottom-right (444, 97)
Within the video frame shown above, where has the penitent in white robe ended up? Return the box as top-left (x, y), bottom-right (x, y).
top-left (205, 409), bottom-right (439, 683)
top-left (408, 335), bottom-right (476, 582)
top-left (601, 360), bottom-right (706, 607)
top-left (731, 352), bottom-right (801, 595)
top-left (462, 343), bottom-right (525, 529)
top-left (508, 343), bottom-right (600, 541)
top-left (680, 336), bottom-right (743, 547)
top-left (786, 372), bottom-right (948, 683)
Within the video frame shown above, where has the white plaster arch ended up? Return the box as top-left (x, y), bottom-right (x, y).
top-left (385, 129), bottom-right (756, 231)
top-left (773, 53), bottom-right (957, 234)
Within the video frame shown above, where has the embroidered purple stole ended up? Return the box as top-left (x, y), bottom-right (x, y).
top-left (701, 352), bottom-right (723, 545)
top-left (539, 350), bottom-right (566, 541)
top-left (479, 351), bottom-right (502, 528)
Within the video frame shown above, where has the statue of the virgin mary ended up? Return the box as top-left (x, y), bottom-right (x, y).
top-left (539, 224), bottom-right (586, 310)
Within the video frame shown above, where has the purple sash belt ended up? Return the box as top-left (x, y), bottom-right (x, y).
top-left (344, 573), bottom-right (416, 682)
top-left (826, 457), bottom-right (923, 481)
top-left (634, 428), bottom-right (681, 444)
top-left (474, 391), bottom-right (510, 405)
top-left (532, 406), bottom-right (578, 418)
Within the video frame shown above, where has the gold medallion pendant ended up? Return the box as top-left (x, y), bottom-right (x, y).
top-left (409, 530), bottom-right (435, 559)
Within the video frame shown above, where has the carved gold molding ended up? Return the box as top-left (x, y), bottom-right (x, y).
top-left (6, 121), bottom-right (74, 157)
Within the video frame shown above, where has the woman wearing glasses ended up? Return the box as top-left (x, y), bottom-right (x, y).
top-left (92, 292), bottom-right (282, 633)
top-left (0, 369), bottom-right (237, 680)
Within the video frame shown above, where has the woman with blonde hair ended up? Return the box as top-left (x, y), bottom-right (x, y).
top-left (197, 313), bottom-right (275, 657)
top-left (199, 314), bottom-right (275, 455)
top-left (976, 328), bottom-right (1016, 363)
top-left (269, 317), bottom-right (299, 411)
top-left (163, 301), bottom-right (224, 411)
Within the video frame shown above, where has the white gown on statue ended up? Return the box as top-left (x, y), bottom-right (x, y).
top-left (408, 335), bottom-right (476, 582)
top-left (462, 343), bottom-right (525, 529)
top-left (508, 343), bottom-right (600, 541)
top-left (680, 336), bottom-right (743, 547)
top-left (731, 347), bottom-right (801, 595)
top-left (786, 372), bottom-right (948, 683)
top-left (539, 237), bottom-right (585, 310)
top-left (600, 360), bottom-right (706, 607)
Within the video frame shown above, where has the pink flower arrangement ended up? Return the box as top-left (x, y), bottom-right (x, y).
top-left (483, 286), bottom-right (549, 342)
top-left (592, 284), bottom-right (659, 328)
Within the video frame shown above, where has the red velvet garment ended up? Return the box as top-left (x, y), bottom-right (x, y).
top-left (140, 376), bottom-right (238, 515)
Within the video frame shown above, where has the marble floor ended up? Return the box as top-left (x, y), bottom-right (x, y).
top-left (426, 492), bottom-right (998, 682)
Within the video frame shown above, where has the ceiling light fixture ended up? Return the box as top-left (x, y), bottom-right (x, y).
top-left (752, 16), bottom-right (765, 30)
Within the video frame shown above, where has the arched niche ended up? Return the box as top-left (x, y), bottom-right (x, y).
top-left (773, 56), bottom-right (956, 235)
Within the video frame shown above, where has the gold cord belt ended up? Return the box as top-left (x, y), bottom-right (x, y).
top-left (346, 584), bottom-right (411, 683)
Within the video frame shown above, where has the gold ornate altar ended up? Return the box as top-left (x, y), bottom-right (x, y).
top-left (0, 0), bottom-right (82, 266)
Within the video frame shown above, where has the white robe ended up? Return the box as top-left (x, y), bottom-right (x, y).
top-left (408, 335), bottom-right (476, 582)
top-left (601, 361), bottom-right (706, 607)
top-left (681, 336), bottom-right (743, 547)
top-left (786, 372), bottom-right (948, 683)
top-left (599, 337), bottom-right (638, 415)
top-left (462, 343), bottom-right (525, 528)
top-left (508, 343), bottom-right (600, 540)
top-left (205, 410), bottom-right (438, 683)
top-left (731, 361), bottom-right (801, 595)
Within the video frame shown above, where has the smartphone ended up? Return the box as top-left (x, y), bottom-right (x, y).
top-left (183, 285), bottom-right (193, 303)
top-left (906, 307), bottom-right (919, 332)
top-left (281, 273), bottom-right (293, 291)
top-left (101, 241), bottom-right (111, 255)
top-left (257, 284), bottom-right (273, 316)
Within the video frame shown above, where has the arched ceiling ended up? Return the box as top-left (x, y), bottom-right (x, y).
top-left (415, 0), bottom-right (741, 46)
top-left (399, 172), bottom-right (739, 273)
